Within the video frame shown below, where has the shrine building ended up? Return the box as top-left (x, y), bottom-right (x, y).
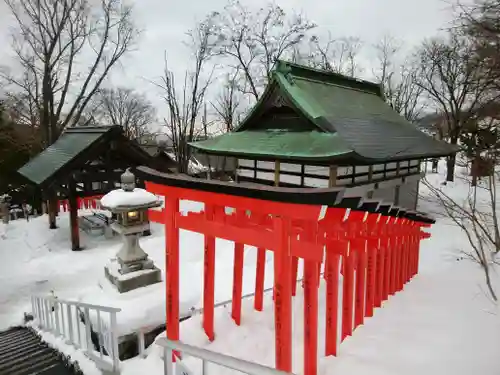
top-left (190, 60), bottom-right (456, 209)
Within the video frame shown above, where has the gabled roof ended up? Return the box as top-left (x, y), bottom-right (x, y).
top-left (190, 60), bottom-right (458, 162)
top-left (18, 126), bottom-right (153, 186)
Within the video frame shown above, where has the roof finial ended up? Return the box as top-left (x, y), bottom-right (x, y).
top-left (276, 61), bottom-right (295, 85)
top-left (121, 168), bottom-right (136, 192)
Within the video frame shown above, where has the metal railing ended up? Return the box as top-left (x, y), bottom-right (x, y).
top-left (31, 295), bottom-right (121, 373)
top-left (157, 338), bottom-right (291, 375)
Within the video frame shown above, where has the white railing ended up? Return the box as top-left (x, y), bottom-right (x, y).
top-left (31, 295), bottom-right (121, 373)
top-left (157, 338), bottom-right (291, 375)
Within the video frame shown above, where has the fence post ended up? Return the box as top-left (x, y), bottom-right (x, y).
top-left (54, 302), bottom-right (61, 336)
top-left (66, 304), bottom-right (74, 345)
top-left (110, 311), bottom-right (120, 373)
top-left (138, 329), bottom-right (145, 358)
top-left (44, 299), bottom-right (51, 332)
top-left (83, 308), bottom-right (93, 356)
top-left (164, 347), bottom-right (173, 375)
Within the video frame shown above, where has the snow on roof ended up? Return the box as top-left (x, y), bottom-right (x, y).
top-left (100, 188), bottom-right (159, 210)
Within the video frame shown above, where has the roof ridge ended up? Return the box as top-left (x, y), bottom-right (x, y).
top-left (275, 60), bottom-right (382, 96)
top-left (290, 74), bottom-right (382, 97)
top-left (64, 125), bottom-right (120, 133)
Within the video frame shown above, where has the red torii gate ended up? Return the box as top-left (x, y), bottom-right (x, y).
top-left (136, 167), bottom-right (433, 375)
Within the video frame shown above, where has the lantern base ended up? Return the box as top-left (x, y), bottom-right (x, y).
top-left (105, 260), bottom-right (162, 293)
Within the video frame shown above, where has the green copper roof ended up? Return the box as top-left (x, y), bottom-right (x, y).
top-left (191, 60), bottom-right (458, 162)
top-left (188, 130), bottom-right (352, 160)
top-left (18, 127), bottom-right (111, 185)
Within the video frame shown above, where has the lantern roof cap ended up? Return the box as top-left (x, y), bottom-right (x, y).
top-left (100, 187), bottom-right (160, 213)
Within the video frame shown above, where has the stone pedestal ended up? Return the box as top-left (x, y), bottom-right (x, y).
top-left (105, 259), bottom-right (161, 293)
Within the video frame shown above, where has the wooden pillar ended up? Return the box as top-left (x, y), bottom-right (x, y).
top-left (382, 237), bottom-right (391, 301)
top-left (274, 160), bottom-right (280, 187)
top-left (254, 248), bottom-right (266, 311)
top-left (390, 234), bottom-right (398, 295)
top-left (329, 165), bottom-right (337, 187)
top-left (291, 256), bottom-right (299, 296)
top-left (394, 185), bottom-right (400, 206)
top-left (325, 239), bottom-right (341, 356)
top-left (68, 179), bottom-right (81, 251)
top-left (203, 204), bottom-right (216, 341)
top-left (368, 165), bottom-right (373, 182)
top-left (354, 239), bottom-right (367, 329)
top-left (48, 194), bottom-right (57, 229)
top-left (165, 195), bottom-right (180, 358)
top-left (303, 258), bottom-right (319, 375)
top-left (374, 238), bottom-right (385, 308)
top-left (274, 216), bottom-right (292, 373)
top-left (341, 247), bottom-right (355, 340)
top-left (365, 238), bottom-right (378, 317)
top-left (232, 242), bottom-right (244, 325)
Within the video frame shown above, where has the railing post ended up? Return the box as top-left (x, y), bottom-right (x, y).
top-left (31, 296), bottom-right (35, 320)
top-left (83, 308), bottom-right (93, 355)
top-left (66, 304), bottom-right (74, 345)
top-left (38, 298), bottom-right (44, 328)
top-left (138, 329), bottom-right (145, 358)
top-left (44, 299), bottom-right (51, 332)
top-left (59, 302), bottom-right (66, 337)
top-left (164, 347), bottom-right (173, 375)
top-left (202, 359), bottom-right (208, 375)
top-left (110, 311), bottom-right (120, 373)
top-left (75, 306), bottom-right (82, 348)
top-left (54, 302), bottom-right (61, 336)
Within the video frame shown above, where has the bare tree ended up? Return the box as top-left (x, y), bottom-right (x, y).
top-left (459, 0), bottom-right (500, 91)
top-left (211, 1), bottom-right (315, 102)
top-left (415, 33), bottom-right (492, 181)
top-left (307, 33), bottom-right (364, 77)
top-left (373, 35), bottom-right (425, 122)
top-left (156, 19), bottom-right (215, 174)
top-left (211, 68), bottom-right (242, 133)
top-left (1, 0), bottom-right (138, 148)
top-left (86, 87), bottom-right (156, 141)
top-left (423, 169), bottom-right (499, 301)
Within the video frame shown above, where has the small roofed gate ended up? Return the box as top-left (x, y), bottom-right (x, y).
top-left (136, 166), bottom-right (434, 375)
top-left (17, 126), bottom-right (169, 251)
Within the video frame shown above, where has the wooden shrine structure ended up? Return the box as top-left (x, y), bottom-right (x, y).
top-left (190, 60), bottom-right (458, 209)
top-left (17, 126), bottom-right (169, 250)
top-left (136, 166), bottom-right (435, 375)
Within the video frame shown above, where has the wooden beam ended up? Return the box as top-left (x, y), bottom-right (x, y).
top-left (368, 165), bottom-right (373, 182)
top-left (74, 171), bottom-right (122, 184)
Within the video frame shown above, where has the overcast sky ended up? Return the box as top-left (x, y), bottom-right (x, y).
top-left (0, 0), bottom-right (457, 122)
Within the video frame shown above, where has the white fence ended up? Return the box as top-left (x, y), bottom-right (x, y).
top-left (158, 338), bottom-right (291, 375)
top-left (31, 295), bottom-right (121, 373)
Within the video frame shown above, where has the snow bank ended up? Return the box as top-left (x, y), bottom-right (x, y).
top-left (100, 188), bottom-right (158, 209)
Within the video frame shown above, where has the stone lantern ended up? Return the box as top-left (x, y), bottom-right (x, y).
top-left (100, 169), bottom-right (162, 293)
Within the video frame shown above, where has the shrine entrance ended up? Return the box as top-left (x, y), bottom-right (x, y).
top-left (136, 166), bottom-right (434, 375)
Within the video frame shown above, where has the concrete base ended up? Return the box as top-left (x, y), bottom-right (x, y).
top-left (105, 263), bottom-right (162, 293)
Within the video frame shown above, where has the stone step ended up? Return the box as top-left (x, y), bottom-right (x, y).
top-left (8, 353), bottom-right (60, 375)
top-left (0, 338), bottom-right (42, 357)
top-left (0, 328), bottom-right (34, 344)
top-left (0, 327), bottom-right (79, 375)
top-left (0, 332), bottom-right (40, 351)
top-left (0, 347), bottom-right (54, 370)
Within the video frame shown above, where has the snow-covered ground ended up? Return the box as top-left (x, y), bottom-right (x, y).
top-left (1, 161), bottom-right (499, 375)
top-left (0, 201), bottom-right (279, 335)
